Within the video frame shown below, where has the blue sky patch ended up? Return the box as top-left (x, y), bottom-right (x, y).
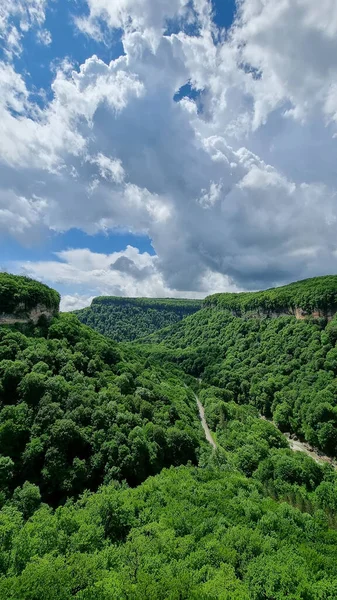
top-left (0, 230), bottom-right (155, 265)
top-left (2, 0), bottom-right (124, 106)
top-left (212, 0), bottom-right (237, 30)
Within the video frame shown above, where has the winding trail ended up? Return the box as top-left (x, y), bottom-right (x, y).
top-left (194, 381), bottom-right (336, 465)
top-left (194, 392), bottom-right (217, 450)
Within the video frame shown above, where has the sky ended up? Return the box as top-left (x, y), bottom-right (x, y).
top-left (1, 0), bottom-right (337, 310)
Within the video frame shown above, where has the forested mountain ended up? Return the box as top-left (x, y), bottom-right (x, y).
top-left (146, 276), bottom-right (337, 457)
top-left (2, 274), bottom-right (337, 598)
top-left (75, 296), bottom-right (202, 341)
top-left (0, 314), bottom-right (203, 506)
top-left (204, 274), bottom-right (337, 317)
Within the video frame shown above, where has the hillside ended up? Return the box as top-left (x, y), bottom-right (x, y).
top-left (74, 296), bottom-right (202, 341)
top-left (3, 465), bottom-right (337, 599)
top-left (204, 275), bottom-right (337, 319)
top-left (2, 274), bottom-right (337, 597)
top-left (0, 273), bottom-right (60, 324)
top-left (144, 276), bottom-right (337, 458)
top-left (0, 314), bottom-right (203, 506)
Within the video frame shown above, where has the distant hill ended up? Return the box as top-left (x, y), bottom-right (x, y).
top-left (204, 275), bottom-right (337, 319)
top-left (74, 296), bottom-right (202, 341)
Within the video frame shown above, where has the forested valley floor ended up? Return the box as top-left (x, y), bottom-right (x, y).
top-left (3, 274), bottom-right (337, 598)
top-left (75, 297), bottom-right (202, 342)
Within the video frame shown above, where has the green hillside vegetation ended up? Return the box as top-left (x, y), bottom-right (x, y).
top-left (204, 275), bottom-right (337, 314)
top-left (75, 296), bottom-right (202, 341)
top-left (2, 465), bottom-right (337, 600)
top-left (147, 306), bottom-right (337, 456)
top-left (2, 274), bottom-right (337, 597)
top-left (0, 314), bottom-right (202, 507)
top-left (0, 274), bottom-right (60, 316)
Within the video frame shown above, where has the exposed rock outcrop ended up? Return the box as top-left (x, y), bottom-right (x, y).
top-left (225, 307), bottom-right (336, 321)
top-left (204, 275), bottom-right (337, 321)
top-left (0, 304), bottom-right (57, 325)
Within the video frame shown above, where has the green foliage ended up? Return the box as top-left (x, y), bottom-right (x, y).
top-left (75, 296), bottom-right (202, 341)
top-left (13, 482), bottom-right (41, 519)
top-left (148, 306), bottom-right (337, 456)
top-left (0, 314), bottom-right (202, 505)
top-left (0, 456), bottom-right (14, 494)
top-left (0, 273), bottom-right (60, 316)
top-left (2, 274), bottom-right (337, 597)
top-left (1, 467), bottom-right (337, 599)
top-left (204, 274), bottom-right (337, 314)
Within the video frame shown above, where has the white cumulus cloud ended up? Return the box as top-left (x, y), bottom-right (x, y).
top-left (9, 246), bottom-right (239, 309)
top-left (0, 0), bottom-right (49, 57)
top-left (2, 0), bottom-right (337, 299)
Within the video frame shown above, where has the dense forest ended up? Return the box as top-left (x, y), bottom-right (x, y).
top-left (0, 274), bottom-right (60, 316)
top-left (204, 275), bottom-right (337, 315)
top-left (3, 464), bottom-right (337, 599)
top-left (147, 305), bottom-right (337, 456)
top-left (74, 297), bottom-right (202, 341)
top-left (0, 314), bottom-right (203, 506)
top-left (2, 274), bottom-right (337, 598)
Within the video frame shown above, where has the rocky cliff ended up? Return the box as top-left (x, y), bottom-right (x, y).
top-left (0, 273), bottom-right (60, 325)
top-left (0, 304), bottom-right (57, 325)
top-left (224, 306), bottom-right (336, 321)
top-left (204, 275), bottom-right (337, 321)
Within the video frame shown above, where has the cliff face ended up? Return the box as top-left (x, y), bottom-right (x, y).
top-left (293, 307), bottom-right (336, 321)
top-left (213, 306), bottom-right (337, 321)
top-left (0, 274), bottom-right (60, 325)
top-left (204, 275), bottom-right (337, 321)
top-left (0, 304), bottom-right (57, 325)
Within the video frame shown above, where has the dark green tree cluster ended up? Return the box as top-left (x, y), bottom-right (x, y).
top-left (75, 296), bottom-right (202, 341)
top-left (0, 274), bottom-right (60, 316)
top-left (0, 314), bottom-right (201, 506)
top-left (204, 275), bottom-right (337, 315)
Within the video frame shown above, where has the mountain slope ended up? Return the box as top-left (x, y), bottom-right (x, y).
top-left (3, 465), bottom-right (337, 600)
top-left (0, 278), bottom-right (203, 505)
top-left (0, 273), bottom-right (60, 323)
top-left (3, 274), bottom-right (337, 598)
top-left (204, 274), bottom-right (337, 318)
top-left (74, 296), bottom-right (202, 341)
top-left (144, 275), bottom-right (337, 457)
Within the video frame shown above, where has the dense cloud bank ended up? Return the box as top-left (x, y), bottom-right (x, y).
top-left (2, 0), bottom-right (337, 305)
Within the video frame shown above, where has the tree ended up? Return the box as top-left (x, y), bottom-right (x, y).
top-left (0, 456), bottom-right (14, 493)
top-left (13, 482), bottom-right (41, 519)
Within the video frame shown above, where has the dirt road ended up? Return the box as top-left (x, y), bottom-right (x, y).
top-left (195, 393), bottom-right (217, 450)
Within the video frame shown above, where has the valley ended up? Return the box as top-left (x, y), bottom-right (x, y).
top-left (75, 296), bottom-right (202, 341)
top-left (2, 273), bottom-right (337, 598)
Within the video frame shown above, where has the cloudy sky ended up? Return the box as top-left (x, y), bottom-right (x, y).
top-left (1, 0), bottom-right (337, 310)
